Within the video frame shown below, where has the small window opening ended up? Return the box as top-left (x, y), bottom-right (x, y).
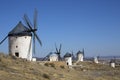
top-left (15, 52), bottom-right (19, 57)
top-left (67, 62), bottom-right (68, 65)
top-left (25, 36), bottom-right (27, 39)
top-left (16, 46), bottom-right (18, 48)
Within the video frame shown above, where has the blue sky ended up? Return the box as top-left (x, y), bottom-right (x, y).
top-left (0, 0), bottom-right (120, 57)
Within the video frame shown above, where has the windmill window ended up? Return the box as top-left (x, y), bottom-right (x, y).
top-left (16, 46), bottom-right (18, 48)
top-left (15, 52), bottom-right (19, 57)
top-left (67, 62), bottom-right (68, 65)
top-left (25, 36), bottom-right (27, 39)
top-left (16, 37), bottom-right (17, 38)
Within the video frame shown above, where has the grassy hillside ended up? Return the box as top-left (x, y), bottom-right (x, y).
top-left (0, 53), bottom-right (120, 80)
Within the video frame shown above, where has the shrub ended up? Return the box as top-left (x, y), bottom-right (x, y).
top-left (60, 65), bottom-right (65, 69)
top-left (43, 73), bottom-right (50, 79)
top-left (44, 63), bottom-right (56, 69)
top-left (44, 63), bottom-right (49, 66)
top-left (49, 63), bottom-right (55, 68)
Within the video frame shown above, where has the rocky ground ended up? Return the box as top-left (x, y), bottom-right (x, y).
top-left (0, 53), bottom-right (120, 80)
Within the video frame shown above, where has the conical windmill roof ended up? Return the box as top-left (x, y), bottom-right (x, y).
top-left (64, 52), bottom-right (72, 57)
top-left (8, 21), bottom-right (32, 36)
top-left (77, 50), bottom-right (84, 55)
top-left (49, 52), bottom-right (58, 57)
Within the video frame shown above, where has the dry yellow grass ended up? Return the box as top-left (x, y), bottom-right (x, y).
top-left (0, 53), bottom-right (120, 80)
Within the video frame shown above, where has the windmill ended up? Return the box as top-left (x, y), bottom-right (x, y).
top-left (55, 43), bottom-right (62, 61)
top-left (23, 9), bottom-right (42, 54)
top-left (0, 9), bottom-right (42, 61)
top-left (76, 49), bottom-right (84, 62)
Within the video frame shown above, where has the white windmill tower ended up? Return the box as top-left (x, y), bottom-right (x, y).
top-left (64, 52), bottom-right (72, 66)
top-left (93, 56), bottom-right (99, 63)
top-left (76, 49), bottom-right (84, 62)
top-left (110, 59), bottom-right (116, 68)
top-left (49, 52), bottom-right (58, 61)
top-left (0, 9), bottom-right (42, 61)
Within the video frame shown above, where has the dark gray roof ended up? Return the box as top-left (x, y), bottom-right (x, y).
top-left (77, 50), bottom-right (84, 55)
top-left (110, 59), bottom-right (116, 63)
top-left (64, 52), bottom-right (72, 57)
top-left (8, 21), bottom-right (32, 36)
top-left (49, 52), bottom-right (58, 57)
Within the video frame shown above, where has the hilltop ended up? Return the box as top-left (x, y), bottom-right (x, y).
top-left (0, 53), bottom-right (120, 80)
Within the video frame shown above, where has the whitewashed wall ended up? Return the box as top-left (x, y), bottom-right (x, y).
top-left (65, 57), bottom-right (72, 65)
top-left (9, 36), bottom-right (32, 61)
top-left (49, 55), bottom-right (58, 61)
top-left (77, 54), bottom-right (84, 61)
